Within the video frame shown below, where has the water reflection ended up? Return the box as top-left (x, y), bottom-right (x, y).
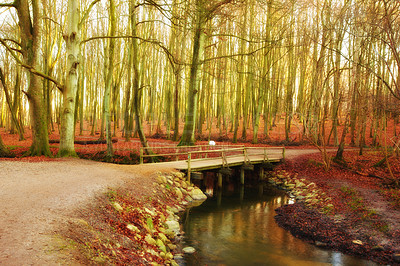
top-left (181, 184), bottom-right (377, 266)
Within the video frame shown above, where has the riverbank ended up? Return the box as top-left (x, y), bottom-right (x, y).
top-left (0, 159), bottom-right (206, 265)
top-left (61, 171), bottom-right (207, 265)
top-left (272, 150), bottom-right (400, 265)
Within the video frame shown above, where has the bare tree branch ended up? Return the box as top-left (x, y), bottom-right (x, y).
top-left (81, 35), bottom-right (179, 68)
top-left (0, 37), bottom-right (64, 92)
top-left (79, 0), bottom-right (100, 28)
top-left (0, 2), bottom-right (15, 8)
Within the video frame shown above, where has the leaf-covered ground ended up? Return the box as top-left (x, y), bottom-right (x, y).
top-left (275, 151), bottom-right (400, 265)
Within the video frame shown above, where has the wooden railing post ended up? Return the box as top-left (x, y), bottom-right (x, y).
top-left (263, 147), bottom-right (266, 162)
top-left (221, 148), bottom-right (228, 167)
top-left (187, 152), bottom-right (191, 184)
top-left (140, 148), bottom-right (143, 164)
top-left (244, 147), bottom-right (250, 163)
top-left (282, 147), bottom-right (286, 160)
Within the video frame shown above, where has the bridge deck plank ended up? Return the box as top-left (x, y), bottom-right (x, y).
top-left (150, 154), bottom-right (282, 171)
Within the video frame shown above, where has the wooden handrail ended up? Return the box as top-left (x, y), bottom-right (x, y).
top-left (141, 144), bottom-right (244, 150)
top-left (140, 147), bottom-right (245, 159)
top-left (139, 145), bottom-right (285, 165)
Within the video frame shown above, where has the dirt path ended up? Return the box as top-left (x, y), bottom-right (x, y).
top-left (0, 159), bottom-right (176, 265)
top-left (0, 149), bottom-right (322, 265)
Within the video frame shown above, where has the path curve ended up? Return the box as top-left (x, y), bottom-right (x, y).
top-left (0, 148), bottom-right (322, 265)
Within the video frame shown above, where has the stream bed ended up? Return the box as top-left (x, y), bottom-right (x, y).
top-left (180, 183), bottom-right (377, 266)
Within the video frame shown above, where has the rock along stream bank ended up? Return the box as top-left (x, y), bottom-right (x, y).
top-left (269, 170), bottom-right (400, 265)
top-left (61, 170), bottom-right (207, 265)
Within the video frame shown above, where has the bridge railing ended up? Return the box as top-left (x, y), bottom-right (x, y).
top-left (139, 145), bottom-right (285, 165)
top-left (139, 144), bottom-right (245, 164)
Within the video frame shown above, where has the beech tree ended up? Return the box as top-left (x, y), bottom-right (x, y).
top-left (0, 0), bottom-right (52, 156)
top-left (179, 0), bottom-right (234, 146)
top-left (58, 0), bottom-right (80, 157)
top-left (0, 0), bottom-right (399, 158)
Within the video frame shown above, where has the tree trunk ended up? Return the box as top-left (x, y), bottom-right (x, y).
top-left (130, 0), bottom-right (152, 153)
top-left (58, 0), bottom-right (80, 157)
top-left (15, 0), bottom-right (51, 156)
top-left (179, 1), bottom-right (206, 146)
top-left (335, 114), bottom-right (350, 161)
top-left (0, 67), bottom-right (24, 140)
top-left (103, 0), bottom-right (116, 158)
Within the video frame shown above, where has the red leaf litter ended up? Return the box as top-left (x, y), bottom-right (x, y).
top-left (275, 151), bottom-right (400, 265)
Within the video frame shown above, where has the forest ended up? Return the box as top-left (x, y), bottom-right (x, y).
top-left (2, 1), bottom-right (400, 265)
top-left (0, 0), bottom-right (399, 158)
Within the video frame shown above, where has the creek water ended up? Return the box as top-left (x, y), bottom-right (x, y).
top-left (180, 182), bottom-right (377, 266)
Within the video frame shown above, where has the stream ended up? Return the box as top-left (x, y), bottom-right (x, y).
top-left (180, 182), bottom-right (378, 266)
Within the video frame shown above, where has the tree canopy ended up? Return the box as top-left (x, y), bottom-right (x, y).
top-left (0, 0), bottom-right (399, 156)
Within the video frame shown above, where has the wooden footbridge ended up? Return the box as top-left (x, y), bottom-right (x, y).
top-left (140, 144), bottom-right (285, 185)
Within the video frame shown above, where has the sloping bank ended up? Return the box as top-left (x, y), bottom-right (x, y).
top-left (61, 171), bottom-right (207, 265)
top-left (270, 170), bottom-right (400, 265)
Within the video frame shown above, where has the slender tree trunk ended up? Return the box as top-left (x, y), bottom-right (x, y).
top-left (0, 67), bottom-right (24, 140)
top-left (124, 42), bottom-right (133, 141)
top-left (285, 2), bottom-right (295, 142)
top-left (179, 1), bottom-right (206, 146)
top-left (103, 0), bottom-right (116, 157)
top-left (130, 0), bottom-right (151, 153)
top-left (335, 114), bottom-right (350, 161)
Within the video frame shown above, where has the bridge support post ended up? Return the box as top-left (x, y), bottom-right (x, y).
top-left (217, 172), bottom-right (223, 188)
top-left (187, 152), bottom-right (191, 184)
top-left (259, 167), bottom-right (265, 181)
top-left (240, 167), bottom-right (245, 185)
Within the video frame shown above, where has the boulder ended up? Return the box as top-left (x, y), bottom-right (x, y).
top-left (286, 184), bottom-right (295, 189)
top-left (165, 220), bottom-right (180, 234)
top-left (174, 188), bottom-right (183, 199)
top-left (145, 234), bottom-right (157, 246)
top-left (315, 241), bottom-right (328, 248)
top-left (182, 246), bottom-right (196, 254)
top-left (174, 254), bottom-right (184, 260)
top-left (181, 180), bottom-right (188, 189)
top-left (126, 224), bottom-right (140, 233)
top-left (156, 239), bottom-right (167, 253)
top-left (158, 232), bottom-right (169, 243)
top-left (371, 245), bottom-right (384, 251)
top-left (112, 202), bottom-right (123, 212)
top-left (168, 243), bottom-right (177, 250)
top-left (174, 172), bottom-right (185, 179)
top-left (185, 195), bottom-right (193, 202)
top-left (190, 188), bottom-right (207, 201)
top-left (157, 175), bottom-right (167, 184)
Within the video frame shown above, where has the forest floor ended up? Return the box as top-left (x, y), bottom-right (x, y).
top-left (0, 122), bottom-right (400, 264)
top-left (274, 150), bottom-right (400, 265)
